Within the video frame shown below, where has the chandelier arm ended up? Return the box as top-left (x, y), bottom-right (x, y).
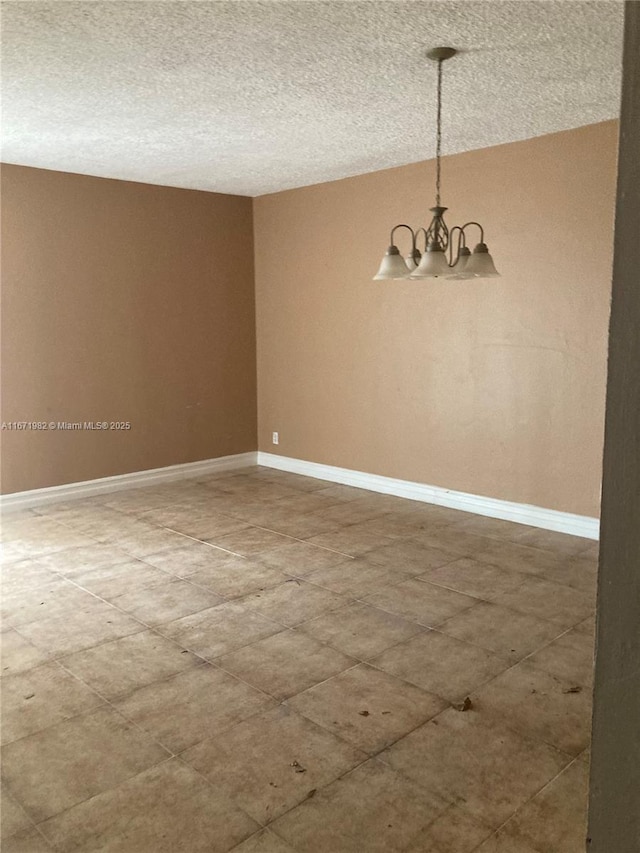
top-left (390, 223), bottom-right (417, 252)
top-left (447, 226), bottom-right (465, 267)
top-left (414, 227), bottom-right (429, 253)
top-left (460, 221), bottom-right (485, 244)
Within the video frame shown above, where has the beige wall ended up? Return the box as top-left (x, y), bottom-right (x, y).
top-left (0, 165), bottom-right (256, 493)
top-left (254, 121), bottom-right (617, 517)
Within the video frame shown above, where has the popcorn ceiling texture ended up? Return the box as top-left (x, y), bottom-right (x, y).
top-left (1, 0), bottom-right (623, 197)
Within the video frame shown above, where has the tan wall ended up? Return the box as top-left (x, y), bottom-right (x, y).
top-left (254, 121), bottom-right (617, 517)
top-left (0, 165), bottom-right (257, 493)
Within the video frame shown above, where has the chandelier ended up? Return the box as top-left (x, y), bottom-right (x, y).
top-left (374, 47), bottom-right (500, 281)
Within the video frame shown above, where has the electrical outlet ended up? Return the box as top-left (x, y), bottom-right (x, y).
top-left (272, 431), bottom-right (279, 445)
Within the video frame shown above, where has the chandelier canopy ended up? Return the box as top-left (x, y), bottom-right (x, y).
top-left (374, 47), bottom-right (500, 281)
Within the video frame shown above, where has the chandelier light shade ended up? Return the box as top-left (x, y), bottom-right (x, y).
top-left (373, 47), bottom-right (500, 282)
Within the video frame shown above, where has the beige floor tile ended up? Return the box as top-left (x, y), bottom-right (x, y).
top-left (421, 557), bottom-right (527, 600)
top-left (270, 758), bottom-right (449, 853)
top-left (182, 705), bottom-right (366, 824)
top-left (251, 471), bottom-right (329, 492)
top-left (265, 509), bottom-right (348, 550)
top-left (239, 580), bottom-right (346, 627)
top-left (472, 539), bottom-right (571, 577)
top-left (271, 492), bottom-right (346, 515)
top-left (206, 527), bottom-right (296, 557)
top-left (218, 629), bottom-right (356, 700)
top-left (287, 664), bottom-right (446, 754)
top-left (499, 760), bottom-right (588, 853)
top-left (340, 514), bottom-right (432, 540)
top-left (35, 544), bottom-right (133, 575)
top-left (40, 758), bottom-right (258, 853)
top-left (31, 502), bottom-right (123, 525)
top-left (314, 502), bottom-right (389, 527)
top-left (475, 832), bottom-right (542, 852)
top-left (0, 560), bottom-right (61, 593)
top-left (448, 516), bottom-right (534, 542)
top-left (1, 517), bottom-right (97, 556)
top-left (1, 578), bottom-right (100, 628)
top-left (60, 630), bottom-right (203, 700)
top-left (1, 514), bottom-right (43, 541)
top-left (1, 661), bottom-right (104, 744)
top-left (110, 579), bottom-right (224, 625)
top-left (306, 528), bottom-right (393, 556)
top-left (55, 515), bottom-right (152, 544)
top-left (579, 542), bottom-right (599, 559)
top-left (1, 629), bottom-right (51, 675)
top-left (491, 576), bottom-right (595, 628)
top-left (299, 602), bottom-right (423, 659)
top-left (527, 628), bottom-right (595, 688)
top-left (403, 803), bottom-right (493, 852)
top-left (100, 527), bottom-right (191, 557)
top-left (382, 707), bottom-right (571, 829)
top-left (140, 541), bottom-right (245, 576)
top-left (362, 578), bottom-right (477, 627)
top-left (577, 746), bottom-right (591, 765)
top-left (1, 706), bottom-right (168, 822)
top-left (439, 601), bottom-right (562, 661)
top-left (159, 601), bottom-right (284, 659)
top-left (472, 661), bottom-right (592, 755)
top-left (512, 527), bottom-right (595, 557)
top-left (531, 554), bottom-right (598, 595)
top-left (66, 559), bottom-right (171, 599)
top-left (409, 527), bottom-right (495, 558)
top-left (1, 827), bottom-right (53, 852)
top-left (259, 512), bottom-right (343, 540)
top-left (1, 541), bottom-right (31, 563)
top-left (313, 485), bottom-right (374, 502)
top-left (574, 615), bottom-right (596, 636)
top-left (304, 559), bottom-right (411, 598)
top-left (371, 630), bottom-right (510, 702)
top-left (16, 602), bottom-right (145, 658)
top-left (1, 783), bottom-right (32, 838)
top-left (145, 513), bottom-right (250, 541)
top-left (102, 488), bottom-right (194, 513)
top-left (187, 557), bottom-right (292, 598)
top-left (256, 541), bottom-right (351, 575)
top-left (230, 829), bottom-right (299, 853)
top-left (367, 541), bottom-right (459, 574)
top-left (113, 663), bottom-right (275, 753)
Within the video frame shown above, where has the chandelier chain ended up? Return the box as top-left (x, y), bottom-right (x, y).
top-left (436, 57), bottom-right (443, 207)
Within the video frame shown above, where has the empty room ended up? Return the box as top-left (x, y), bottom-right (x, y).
top-left (1, 2), bottom-right (639, 852)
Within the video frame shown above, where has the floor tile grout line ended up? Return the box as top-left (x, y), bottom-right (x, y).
top-left (10, 653), bottom-right (369, 839)
top-left (7, 553), bottom-right (267, 682)
top-left (6, 547), bottom-right (593, 723)
top-left (5, 557), bottom-right (595, 721)
top-left (424, 562), bottom-right (598, 607)
top-left (3, 471), bottom-right (596, 848)
top-left (465, 754), bottom-right (586, 853)
top-left (29, 754), bottom-right (178, 840)
top-left (0, 782), bottom-right (55, 851)
top-left (2, 653), bottom-right (183, 757)
top-left (35, 505), bottom-right (363, 654)
top-left (153, 519), bottom-right (359, 561)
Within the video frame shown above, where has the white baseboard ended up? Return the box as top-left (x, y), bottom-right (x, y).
top-left (1, 452), bottom-right (258, 513)
top-left (258, 452), bottom-right (600, 540)
top-left (2, 448), bottom-right (600, 540)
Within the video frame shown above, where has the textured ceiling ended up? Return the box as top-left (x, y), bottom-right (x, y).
top-left (1, 1), bottom-right (624, 196)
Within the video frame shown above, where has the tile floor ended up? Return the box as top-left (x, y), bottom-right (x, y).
top-left (0, 466), bottom-right (597, 852)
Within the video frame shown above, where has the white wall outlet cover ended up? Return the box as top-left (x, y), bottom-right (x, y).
top-left (272, 432), bottom-right (279, 445)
